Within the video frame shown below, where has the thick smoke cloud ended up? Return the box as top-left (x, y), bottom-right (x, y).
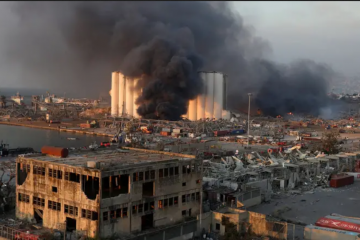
top-left (2, 1), bottom-right (336, 119)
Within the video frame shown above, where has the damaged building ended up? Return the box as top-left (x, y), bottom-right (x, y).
top-left (15, 147), bottom-right (202, 239)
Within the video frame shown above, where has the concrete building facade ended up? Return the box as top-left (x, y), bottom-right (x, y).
top-left (16, 148), bottom-right (202, 239)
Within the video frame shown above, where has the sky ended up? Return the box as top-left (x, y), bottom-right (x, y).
top-left (233, 1), bottom-right (360, 76)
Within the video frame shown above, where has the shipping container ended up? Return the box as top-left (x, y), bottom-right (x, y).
top-left (162, 128), bottom-right (172, 133)
top-left (41, 146), bottom-right (69, 158)
top-left (229, 129), bottom-right (246, 135)
top-left (173, 128), bottom-right (183, 134)
top-left (160, 131), bottom-right (171, 136)
top-left (315, 215), bottom-right (360, 234)
top-left (214, 130), bottom-right (229, 137)
top-left (304, 225), bottom-right (360, 240)
top-left (330, 174), bottom-right (354, 188)
top-left (171, 132), bottom-right (180, 137)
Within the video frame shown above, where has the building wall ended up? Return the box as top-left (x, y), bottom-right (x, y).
top-left (99, 159), bottom-right (202, 238)
top-left (16, 158), bottom-right (101, 238)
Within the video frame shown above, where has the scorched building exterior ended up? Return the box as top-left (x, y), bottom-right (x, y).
top-left (110, 71), bottom-right (230, 120)
top-left (16, 147), bottom-right (202, 239)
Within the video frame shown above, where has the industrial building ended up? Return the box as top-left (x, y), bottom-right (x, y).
top-left (110, 71), bottom-right (230, 120)
top-left (16, 147), bottom-right (202, 239)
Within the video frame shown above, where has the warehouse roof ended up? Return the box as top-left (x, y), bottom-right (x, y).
top-left (18, 147), bottom-right (196, 169)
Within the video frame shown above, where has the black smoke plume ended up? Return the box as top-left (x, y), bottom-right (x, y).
top-left (2, 1), bottom-right (337, 119)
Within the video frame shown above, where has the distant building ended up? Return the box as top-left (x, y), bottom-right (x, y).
top-left (16, 147), bottom-right (202, 239)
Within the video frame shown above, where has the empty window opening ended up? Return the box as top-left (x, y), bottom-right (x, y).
top-left (182, 195), bottom-right (186, 203)
top-left (138, 204), bottom-right (143, 213)
top-left (145, 171), bottom-right (149, 180)
top-left (116, 208), bottom-right (121, 218)
top-left (164, 199), bottom-right (168, 207)
top-left (52, 186), bottom-right (58, 193)
top-left (82, 175), bottom-right (100, 200)
top-left (182, 210), bottom-right (186, 216)
top-left (186, 165), bottom-right (191, 174)
top-left (102, 175), bottom-right (129, 199)
top-left (196, 192), bottom-right (200, 201)
top-left (123, 207), bottom-right (128, 217)
top-left (189, 208), bottom-right (192, 216)
top-left (143, 182), bottom-right (154, 197)
top-left (64, 205), bottom-right (78, 216)
top-left (216, 223), bottom-right (220, 231)
top-left (81, 209), bottom-right (98, 221)
top-left (182, 166), bottom-right (186, 174)
top-left (191, 193), bottom-right (195, 201)
top-left (150, 202), bottom-right (154, 210)
top-left (133, 172), bottom-right (139, 182)
top-left (144, 203), bottom-right (149, 212)
top-left (110, 210), bottom-right (115, 219)
top-left (139, 172), bottom-right (144, 181)
top-left (164, 168), bottom-right (169, 177)
top-left (169, 198), bottom-right (173, 206)
top-left (34, 209), bottom-right (43, 225)
top-left (48, 200), bottom-right (61, 211)
top-left (49, 169), bottom-right (62, 179)
top-left (159, 169), bottom-right (164, 178)
top-left (141, 214), bottom-right (154, 231)
top-left (17, 163), bottom-right (28, 185)
top-left (150, 170), bottom-right (155, 179)
top-left (33, 197), bottom-right (45, 207)
top-left (33, 166), bottom-right (45, 176)
top-left (66, 217), bottom-right (76, 232)
top-left (103, 212), bottom-right (108, 221)
top-left (132, 205), bottom-right (137, 214)
top-left (18, 193), bottom-right (29, 203)
top-left (182, 182), bottom-right (186, 187)
top-left (169, 167), bottom-right (174, 176)
top-left (174, 197), bottom-right (179, 205)
top-left (65, 172), bottom-right (80, 183)
top-left (174, 167), bottom-right (179, 175)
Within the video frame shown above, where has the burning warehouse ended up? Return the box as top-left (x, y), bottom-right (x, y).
top-left (110, 71), bottom-right (230, 121)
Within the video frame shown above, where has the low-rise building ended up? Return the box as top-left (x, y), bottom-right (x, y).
top-left (16, 147), bottom-right (202, 239)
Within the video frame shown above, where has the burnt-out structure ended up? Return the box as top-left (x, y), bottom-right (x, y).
top-left (16, 147), bottom-right (202, 239)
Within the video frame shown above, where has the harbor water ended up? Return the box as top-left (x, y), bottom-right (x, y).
top-left (0, 124), bottom-right (109, 151)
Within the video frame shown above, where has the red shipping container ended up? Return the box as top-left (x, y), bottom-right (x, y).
top-left (41, 146), bottom-right (69, 158)
top-left (160, 131), bottom-right (171, 136)
top-left (330, 174), bottom-right (354, 188)
top-left (214, 130), bottom-right (229, 137)
top-left (315, 217), bottom-right (360, 233)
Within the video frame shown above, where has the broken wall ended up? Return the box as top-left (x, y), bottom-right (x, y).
top-left (16, 157), bottom-right (100, 238)
top-left (100, 159), bottom-right (202, 238)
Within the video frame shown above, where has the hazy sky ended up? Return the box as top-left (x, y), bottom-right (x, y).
top-left (233, 1), bottom-right (360, 76)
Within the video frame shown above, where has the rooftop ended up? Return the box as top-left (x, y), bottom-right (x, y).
top-left (19, 147), bottom-right (196, 169)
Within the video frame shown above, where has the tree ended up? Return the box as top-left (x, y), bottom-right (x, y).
top-left (320, 131), bottom-right (341, 154)
top-left (0, 160), bottom-right (16, 212)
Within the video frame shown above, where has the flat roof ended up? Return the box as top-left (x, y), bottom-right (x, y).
top-left (19, 147), bottom-right (196, 169)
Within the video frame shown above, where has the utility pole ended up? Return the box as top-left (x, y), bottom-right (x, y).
top-left (247, 93), bottom-right (252, 147)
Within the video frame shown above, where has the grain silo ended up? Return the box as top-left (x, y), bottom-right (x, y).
top-left (110, 71), bottom-right (229, 120)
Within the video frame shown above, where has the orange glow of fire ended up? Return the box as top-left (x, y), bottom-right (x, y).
top-left (288, 112), bottom-right (293, 115)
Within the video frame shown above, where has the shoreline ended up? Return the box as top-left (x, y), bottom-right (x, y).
top-left (0, 121), bottom-right (114, 137)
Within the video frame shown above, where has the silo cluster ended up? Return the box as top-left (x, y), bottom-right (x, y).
top-left (110, 72), bottom-right (141, 118)
top-left (110, 71), bottom-right (229, 120)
